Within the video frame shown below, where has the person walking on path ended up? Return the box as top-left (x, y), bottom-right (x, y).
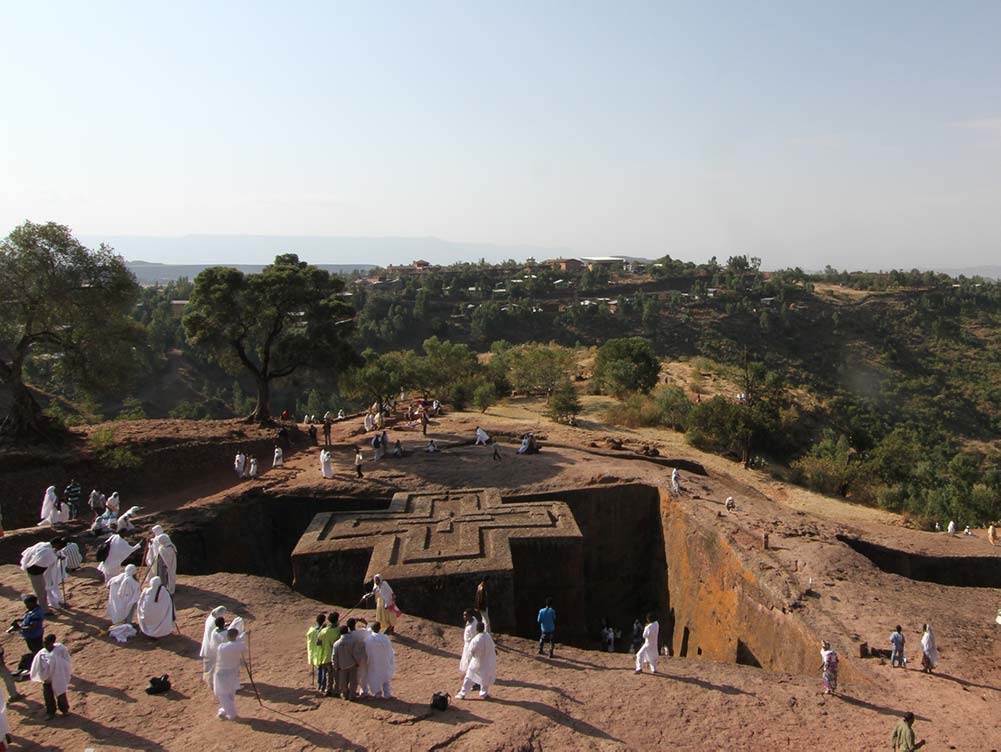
top-left (890, 625), bottom-right (906, 668)
top-left (537, 597), bottom-right (556, 658)
top-left (820, 640), bottom-right (839, 694)
top-left (29, 634), bottom-right (71, 720)
top-left (354, 448), bottom-right (364, 478)
top-left (634, 612), bottom-right (659, 674)
top-left (891, 711), bottom-right (923, 751)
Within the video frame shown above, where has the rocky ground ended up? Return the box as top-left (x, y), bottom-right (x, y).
top-left (1, 405), bottom-right (999, 751)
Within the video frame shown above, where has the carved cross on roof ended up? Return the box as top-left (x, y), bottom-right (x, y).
top-left (295, 488), bottom-right (582, 581)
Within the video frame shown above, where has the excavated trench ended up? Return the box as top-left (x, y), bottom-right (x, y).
top-left (838, 534), bottom-right (1001, 588)
top-left (165, 483), bottom-right (824, 674)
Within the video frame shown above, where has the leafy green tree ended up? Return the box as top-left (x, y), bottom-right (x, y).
top-left (344, 349), bottom-right (421, 409)
top-left (472, 380), bottom-right (498, 413)
top-left (0, 221), bottom-right (141, 440)
top-left (416, 337), bottom-right (479, 397)
top-left (654, 386), bottom-right (693, 431)
top-left (507, 343), bottom-right (574, 395)
top-left (183, 254), bottom-right (355, 422)
top-left (547, 380), bottom-right (583, 423)
top-left (593, 337), bottom-right (660, 396)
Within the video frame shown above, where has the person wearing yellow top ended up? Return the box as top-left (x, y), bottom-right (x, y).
top-left (317, 612), bottom-right (341, 697)
top-left (306, 614), bottom-right (325, 691)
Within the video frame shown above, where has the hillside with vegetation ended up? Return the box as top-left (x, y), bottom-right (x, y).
top-left (3, 222), bottom-right (999, 526)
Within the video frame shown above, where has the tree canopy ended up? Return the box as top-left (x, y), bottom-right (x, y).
top-left (593, 337), bottom-right (660, 396)
top-left (183, 254), bottom-right (356, 422)
top-left (0, 221), bottom-right (140, 441)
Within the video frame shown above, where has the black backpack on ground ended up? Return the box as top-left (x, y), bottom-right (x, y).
top-left (145, 675), bottom-right (171, 695)
top-left (430, 692), bottom-right (449, 711)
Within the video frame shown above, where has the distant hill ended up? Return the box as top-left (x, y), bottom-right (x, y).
top-left (82, 234), bottom-right (571, 276)
top-left (934, 265), bottom-right (1001, 280)
top-left (125, 260), bottom-right (374, 285)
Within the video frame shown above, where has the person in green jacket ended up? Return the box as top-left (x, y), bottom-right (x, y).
top-left (306, 614), bottom-right (326, 690)
top-left (317, 611), bottom-right (341, 697)
top-left (891, 711), bottom-right (923, 751)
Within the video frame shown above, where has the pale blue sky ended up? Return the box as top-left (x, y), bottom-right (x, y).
top-left (2, 1), bottom-right (999, 268)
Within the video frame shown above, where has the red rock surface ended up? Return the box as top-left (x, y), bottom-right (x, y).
top-left (1, 410), bottom-right (999, 751)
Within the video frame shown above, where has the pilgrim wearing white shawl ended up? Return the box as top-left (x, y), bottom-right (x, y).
top-left (921, 624), bottom-right (938, 672)
top-left (200, 606), bottom-right (227, 685)
top-left (273, 446), bottom-right (284, 467)
top-left (105, 492), bottom-right (121, 516)
top-left (457, 622), bottom-right (496, 699)
top-left (38, 486), bottom-right (67, 526)
top-left (474, 427), bottom-right (490, 445)
top-left (234, 452), bottom-right (246, 478)
top-left (364, 623), bottom-right (396, 698)
top-left (320, 449), bottom-right (334, 479)
top-left (98, 534), bottom-right (140, 582)
top-left (370, 575), bottom-right (400, 632)
top-left (634, 614), bottom-right (659, 674)
top-left (213, 629), bottom-right (247, 720)
top-left (106, 564), bottom-right (140, 625)
top-left (30, 636), bottom-right (71, 718)
top-left (43, 549), bottom-right (67, 608)
top-left (152, 533), bottom-right (178, 595)
top-left (137, 576), bottom-right (175, 638)
top-left (20, 541), bottom-right (58, 612)
top-left (145, 525), bottom-right (164, 567)
top-left (459, 610), bottom-right (480, 674)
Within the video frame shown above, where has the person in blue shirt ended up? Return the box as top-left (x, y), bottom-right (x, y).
top-left (11, 594), bottom-right (45, 675)
top-left (537, 597), bottom-right (556, 658)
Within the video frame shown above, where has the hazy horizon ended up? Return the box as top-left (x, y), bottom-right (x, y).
top-left (4, 3), bottom-right (1000, 271)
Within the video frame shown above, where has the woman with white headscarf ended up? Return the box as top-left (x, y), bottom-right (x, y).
top-left (145, 525), bottom-right (164, 567)
top-left (38, 486), bottom-right (62, 526)
top-left (106, 564), bottom-right (141, 625)
top-left (137, 576), bottom-right (175, 639)
top-left (201, 606), bottom-right (227, 685)
top-left (105, 492), bottom-right (121, 516)
top-left (920, 624), bottom-right (938, 672)
top-left (152, 533), bottom-right (178, 595)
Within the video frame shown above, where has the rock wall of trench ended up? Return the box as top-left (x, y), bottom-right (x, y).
top-left (660, 490), bottom-right (824, 675)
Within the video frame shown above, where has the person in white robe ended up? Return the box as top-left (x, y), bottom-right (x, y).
top-left (200, 606), bottom-right (227, 685)
top-left (947, 520), bottom-right (957, 535)
top-left (474, 427), bottom-right (490, 445)
top-left (30, 634), bottom-right (71, 719)
top-left (457, 621), bottom-right (496, 699)
top-left (152, 533), bottom-right (178, 595)
top-left (43, 545), bottom-right (67, 609)
top-left (368, 575), bottom-right (400, 633)
top-left (98, 533), bottom-right (141, 582)
top-left (213, 628), bottom-right (247, 720)
top-left (920, 624), bottom-right (938, 672)
top-left (364, 622), bottom-right (396, 698)
top-left (145, 525), bottom-right (164, 568)
top-left (320, 448), bottom-right (334, 478)
top-left (634, 613), bottom-right (659, 674)
top-left (248, 457), bottom-right (258, 478)
top-left (363, 413), bottom-right (375, 432)
top-left (234, 452), bottom-right (246, 478)
top-left (273, 446), bottom-right (284, 468)
top-left (115, 505), bottom-right (142, 534)
top-left (459, 610), bottom-right (480, 675)
top-left (137, 576), bottom-right (175, 639)
top-left (105, 492), bottom-right (121, 516)
top-left (20, 541), bottom-right (58, 612)
top-left (106, 564), bottom-right (140, 625)
top-left (671, 468), bottom-right (681, 495)
top-left (38, 486), bottom-right (63, 526)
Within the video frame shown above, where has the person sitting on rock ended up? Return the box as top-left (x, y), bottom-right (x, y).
top-left (425, 440), bottom-right (440, 453)
top-left (474, 427), bottom-right (491, 446)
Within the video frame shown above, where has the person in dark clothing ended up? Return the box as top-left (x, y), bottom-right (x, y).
top-left (12, 595), bottom-right (45, 674)
top-left (323, 420), bottom-right (332, 447)
top-left (308, 424), bottom-right (318, 445)
top-left (63, 480), bottom-right (82, 520)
